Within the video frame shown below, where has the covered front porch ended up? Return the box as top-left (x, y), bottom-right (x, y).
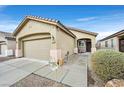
top-left (75, 37), bottom-right (96, 54)
top-left (77, 38), bottom-right (91, 53)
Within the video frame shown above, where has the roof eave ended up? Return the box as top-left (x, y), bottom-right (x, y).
top-left (67, 26), bottom-right (98, 36)
top-left (99, 30), bottom-right (124, 41)
top-left (13, 17), bottom-right (28, 36)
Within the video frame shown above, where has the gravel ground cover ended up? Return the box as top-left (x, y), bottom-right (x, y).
top-left (11, 74), bottom-right (69, 87)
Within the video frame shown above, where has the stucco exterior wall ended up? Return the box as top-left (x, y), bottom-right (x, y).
top-left (6, 40), bottom-right (16, 56)
top-left (0, 33), bottom-right (6, 56)
top-left (56, 28), bottom-right (75, 58)
top-left (0, 33), bottom-right (6, 42)
top-left (99, 37), bottom-right (119, 51)
top-left (70, 30), bottom-right (96, 53)
top-left (7, 40), bottom-right (16, 50)
top-left (0, 44), bottom-right (7, 56)
top-left (16, 20), bottom-right (57, 57)
top-left (16, 20), bottom-right (56, 39)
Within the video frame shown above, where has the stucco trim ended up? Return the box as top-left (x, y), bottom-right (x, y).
top-left (22, 37), bottom-right (51, 42)
top-left (18, 32), bottom-right (51, 40)
top-left (17, 32), bottom-right (51, 50)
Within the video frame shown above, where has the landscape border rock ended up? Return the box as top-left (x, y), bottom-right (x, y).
top-left (105, 79), bottom-right (124, 87)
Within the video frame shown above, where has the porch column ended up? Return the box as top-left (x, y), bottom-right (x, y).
top-left (15, 39), bottom-right (22, 57)
top-left (91, 39), bottom-right (96, 53)
top-left (74, 38), bottom-right (78, 53)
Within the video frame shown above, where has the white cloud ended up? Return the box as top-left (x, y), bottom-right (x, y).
top-left (0, 14), bottom-right (19, 32)
top-left (71, 13), bottom-right (124, 41)
top-left (0, 21), bottom-right (18, 32)
top-left (76, 13), bottom-right (124, 23)
top-left (96, 31), bottom-right (116, 40)
top-left (76, 17), bottom-right (97, 22)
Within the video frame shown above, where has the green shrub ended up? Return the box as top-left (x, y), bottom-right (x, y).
top-left (92, 49), bottom-right (124, 82)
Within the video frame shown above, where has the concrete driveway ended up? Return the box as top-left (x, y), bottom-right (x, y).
top-left (0, 53), bottom-right (90, 87)
top-left (0, 58), bottom-right (48, 87)
top-left (0, 56), bottom-right (15, 63)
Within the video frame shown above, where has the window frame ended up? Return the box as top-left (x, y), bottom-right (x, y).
top-left (111, 39), bottom-right (114, 48)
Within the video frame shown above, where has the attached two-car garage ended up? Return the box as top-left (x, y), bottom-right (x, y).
top-left (23, 38), bottom-right (51, 60)
top-left (14, 16), bottom-right (76, 61)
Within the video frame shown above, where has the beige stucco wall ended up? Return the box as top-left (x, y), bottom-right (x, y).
top-left (69, 29), bottom-right (97, 53)
top-left (7, 40), bottom-right (16, 50)
top-left (56, 28), bottom-right (75, 58)
top-left (7, 40), bottom-right (16, 56)
top-left (1, 44), bottom-right (7, 56)
top-left (15, 19), bottom-right (76, 60)
top-left (0, 33), bottom-right (6, 56)
top-left (16, 20), bottom-right (57, 57)
top-left (0, 33), bottom-right (16, 56)
top-left (99, 37), bottom-right (119, 51)
top-left (0, 33), bottom-right (6, 42)
top-left (16, 20), bottom-right (56, 39)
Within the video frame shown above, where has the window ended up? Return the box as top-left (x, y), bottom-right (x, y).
top-left (111, 39), bottom-right (114, 48)
top-left (79, 40), bottom-right (84, 46)
top-left (105, 41), bottom-right (108, 47)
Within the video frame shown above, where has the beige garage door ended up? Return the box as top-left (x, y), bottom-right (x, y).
top-left (23, 38), bottom-right (51, 60)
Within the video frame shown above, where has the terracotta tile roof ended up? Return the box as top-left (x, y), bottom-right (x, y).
top-left (26, 15), bottom-right (98, 36)
top-left (13, 15), bottom-right (97, 37)
top-left (99, 30), bottom-right (124, 41)
top-left (67, 26), bottom-right (98, 36)
top-left (26, 15), bottom-right (71, 33)
top-left (26, 15), bottom-right (59, 23)
top-left (13, 15), bottom-right (76, 38)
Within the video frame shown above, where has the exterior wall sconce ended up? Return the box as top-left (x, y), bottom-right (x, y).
top-left (52, 35), bottom-right (56, 44)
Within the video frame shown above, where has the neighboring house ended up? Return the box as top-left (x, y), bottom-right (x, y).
top-left (0, 31), bottom-right (16, 56)
top-left (98, 30), bottom-right (124, 52)
top-left (13, 15), bottom-right (98, 61)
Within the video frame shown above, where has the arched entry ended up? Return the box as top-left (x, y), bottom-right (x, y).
top-left (77, 38), bottom-right (91, 53)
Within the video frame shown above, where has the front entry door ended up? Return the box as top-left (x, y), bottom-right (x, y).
top-left (86, 42), bottom-right (91, 52)
top-left (119, 39), bottom-right (124, 52)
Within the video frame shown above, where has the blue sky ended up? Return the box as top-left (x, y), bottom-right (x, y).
top-left (0, 5), bottom-right (124, 40)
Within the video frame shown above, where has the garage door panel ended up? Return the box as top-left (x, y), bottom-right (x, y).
top-left (23, 39), bottom-right (50, 60)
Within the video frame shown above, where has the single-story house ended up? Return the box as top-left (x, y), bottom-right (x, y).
top-left (98, 30), bottom-right (124, 52)
top-left (13, 15), bottom-right (98, 61)
top-left (0, 31), bottom-right (16, 56)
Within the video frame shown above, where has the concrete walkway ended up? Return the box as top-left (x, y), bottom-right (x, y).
top-left (61, 53), bottom-right (89, 87)
top-left (0, 53), bottom-right (90, 87)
